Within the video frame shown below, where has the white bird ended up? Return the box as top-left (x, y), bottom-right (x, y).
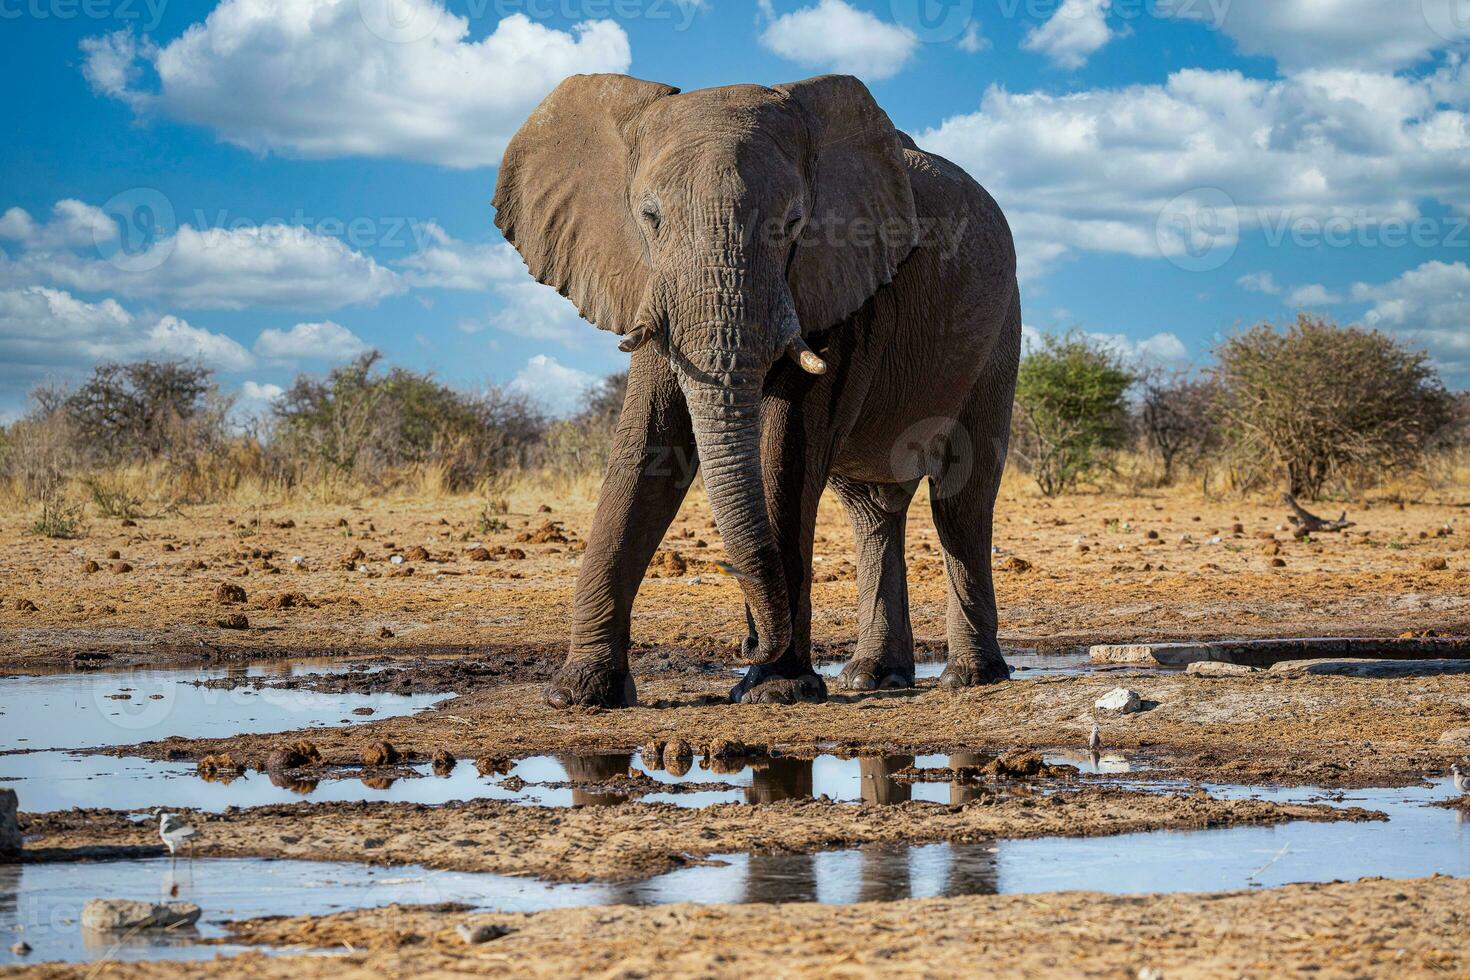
top-left (159, 813), bottom-right (196, 857)
top-left (1089, 722), bottom-right (1102, 752)
top-left (1453, 763), bottom-right (1469, 795)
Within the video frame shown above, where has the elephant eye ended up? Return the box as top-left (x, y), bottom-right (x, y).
top-left (785, 209), bottom-right (803, 236)
top-left (640, 199), bottom-right (661, 232)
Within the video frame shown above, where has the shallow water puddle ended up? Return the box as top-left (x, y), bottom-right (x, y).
top-left (3, 782), bottom-right (1466, 965)
top-left (0, 664), bottom-right (451, 753)
top-left (805, 649), bottom-right (1099, 680)
top-left (1, 750), bottom-right (1142, 813)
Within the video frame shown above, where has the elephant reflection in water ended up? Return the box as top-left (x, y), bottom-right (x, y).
top-left (743, 758), bottom-right (819, 903)
top-left (558, 753), bottom-right (634, 807)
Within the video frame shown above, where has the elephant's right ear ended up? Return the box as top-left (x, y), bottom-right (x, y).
top-left (493, 74), bottom-right (679, 339)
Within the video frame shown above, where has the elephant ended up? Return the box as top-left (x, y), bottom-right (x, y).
top-left (492, 72), bottom-right (1021, 708)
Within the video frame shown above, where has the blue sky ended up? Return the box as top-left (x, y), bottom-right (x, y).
top-left (2, 0), bottom-right (1467, 420)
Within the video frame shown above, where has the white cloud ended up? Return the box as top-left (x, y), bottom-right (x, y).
top-left (1203, 0), bottom-right (1470, 72)
top-left (397, 225), bottom-right (524, 290)
top-left (1237, 271), bottom-right (1281, 295)
top-left (236, 379), bottom-right (285, 418)
top-left (759, 0), bottom-right (918, 80)
top-left (916, 64), bottom-right (1470, 278)
top-left (2, 202), bottom-right (403, 311)
top-left (253, 320), bottom-right (368, 362)
top-left (508, 354), bottom-right (597, 416)
top-left (1351, 260), bottom-right (1470, 377)
top-left (0, 286), bottom-right (253, 393)
top-left (81, 4), bottom-right (631, 168)
top-left (957, 22), bottom-right (989, 54)
top-left (1285, 283), bottom-right (1342, 308)
top-left (1022, 0), bottom-right (1117, 70)
top-left (1087, 330), bottom-right (1190, 367)
top-left (485, 279), bottom-right (595, 347)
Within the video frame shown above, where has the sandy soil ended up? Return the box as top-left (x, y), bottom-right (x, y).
top-left (17, 787), bottom-right (1379, 882)
top-left (2, 489), bottom-right (1466, 673)
top-left (9, 876), bottom-right (1467, 978)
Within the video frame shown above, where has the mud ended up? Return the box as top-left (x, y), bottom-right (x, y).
top-left (16, 785), bottom-right (1379, 883)
top-left (106, 667), bottom-right (1470, 788)
top-left (12, 876), bottom-right (1468, 978)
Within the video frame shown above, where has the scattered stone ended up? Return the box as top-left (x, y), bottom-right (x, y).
top-left (1186, 661), bottom-right (1262, 677)
top-left (197, 754), bottom-right (239, 775)
top-left (81, 900), bottom-right (201, 931)
top-left (107, 550), bottom-right (121, 560)
top-left (648, 550), bottom-right (688, 577)
top-left (0, 789), bottom-right (19, 856)
top-left (9, 941), bottom-right (30, 956)
top-left (505, 548), bottom-right (527, 560)
top-left (456, 922), bottom-right (510, 945)
top-left (11, 598), bottom-right (37, 613)
top-left (215, 613), bottom-right (249, 630)
top-left (475, 756), bottom-right (512, 777)
top-left (466, 547), bottom-right (492, 562)
top-left (362, 741), bottom-right (400, 766)
top-left (265, 740), bottom-right (321, 771)
top-left (352, 706), bottom-right (375, 716)
top-left (405, 545), bottom-right (431, 562)
top-left (663, 739), bottom-right (693, 776)
top-left (432, 749), bottom-right (456, 775)
top-left (377, 627), bottom-right (394, 639)
top-left (1270, 558), bottom-right (1287, 568)
top-left (214, 582), bottom-right (247, 604)
top-left (994, 555), bottom-right (1033, 573)
top-left (82, 559), bottom-right (100, 574)
top-left (1438, 728), bottom-right (1470, 747)
top-left (1422, 557), bottom-right (1450, 571)
top-left (1095, 687), bottom-right (1143, 714)
top-left (706, 738), bottom-right (746, 760)
top-left (537, 504), bottom-right (552, 513)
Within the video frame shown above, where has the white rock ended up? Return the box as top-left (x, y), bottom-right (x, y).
top-left (81, 900), bottom-right (201, 931)
top-left (1095, 687), bottom-right (1142, 714)
top-left (389, 555), bottom-right (405, 565)
top-left (1186, 661), bottom-right (1262, 677)
top-left (455, 922), bottom-right (509, 944)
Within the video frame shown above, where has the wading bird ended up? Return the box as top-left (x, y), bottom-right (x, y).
top-left (1453, 763), bottom-right (1468, 795)
top-left (159, 812), bottom-right (196, 858)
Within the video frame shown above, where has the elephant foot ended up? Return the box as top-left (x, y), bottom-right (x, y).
top-left (730, 658), bottom-right (828, 705)
top-left (838, 652), bottom-right (914, 691)
top-left (543, 663), bottom-right (636, 709)
top-left (938, 653), bottom-right (1011, 690)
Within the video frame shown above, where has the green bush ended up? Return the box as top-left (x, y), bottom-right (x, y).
top-left (1214, 316), bottom-right (1454, 499)
top-left (1012, 333), bottom-right (1135, 496)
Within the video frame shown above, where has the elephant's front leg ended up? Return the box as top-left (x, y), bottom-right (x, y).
top-left (544, 352), bottom-right (696, 709)
top-left (729, 379), bottom-right (833, 706)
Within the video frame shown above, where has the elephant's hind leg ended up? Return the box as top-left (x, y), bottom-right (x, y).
top-left (931, 304), bottom-right (1021, 690)
top-left (831, 476), bottom-right (916, 690)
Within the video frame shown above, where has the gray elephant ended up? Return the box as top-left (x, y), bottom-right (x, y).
top-left (493, 73), bottom-right (1020, 708)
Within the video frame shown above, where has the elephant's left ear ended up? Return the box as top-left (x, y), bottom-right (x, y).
top-left (775, 75), bottom-right (919, 334)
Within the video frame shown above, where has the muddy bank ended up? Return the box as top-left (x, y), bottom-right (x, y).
top-left (17, 788), bottom-right (1379, 882)
top-left (11, 876), bottom-right (1465, 978)
top-left (114, 669), bottom-right (1470, 788)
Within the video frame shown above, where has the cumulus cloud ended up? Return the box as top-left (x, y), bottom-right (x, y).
top-left (1022, 0), bottom-right (1117, 70)
top-left (253, 320), bottom-right (368, 362)
top-left (477, 279), bottom-right (595, 348)
top-left (508, 353), bottom-right (597, 416)
top-left (1237, 271), bottom-right (1282, 295)
top-left (1351, 260), bottom-right (1470, 378)
top-left (759, 0), bottom-right (918, 80)
top-left (1285, 283), bottom-right (1342, 308)
top-left (1, 201), bottom-right (403, 311)
top-left (397, 224), bottom-right (525, 290)
top-left (1087, 330), bottom-right (1190, 367)
top-left (81, 3), bottom-right (631, 168)
top-left (0, 286), bottom-right (253, 393)
top-left (916, 63), bottom-right (1470, 278)
top-left (1202, 0), bottom-right (1470, 72)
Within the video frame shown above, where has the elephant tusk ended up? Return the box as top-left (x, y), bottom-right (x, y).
top-left (619, 323), bottom-right (652, 353)
top-left (786, 336), bottom-right (827, 375)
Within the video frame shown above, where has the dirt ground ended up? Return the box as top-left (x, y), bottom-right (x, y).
top-left (10, 876), bottom-right (1467, 979)
top-left (1, 487), bottom-right (1466, 672)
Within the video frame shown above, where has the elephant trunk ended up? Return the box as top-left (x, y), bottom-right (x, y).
top-left (681, 364), bottom-right (791, 664)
